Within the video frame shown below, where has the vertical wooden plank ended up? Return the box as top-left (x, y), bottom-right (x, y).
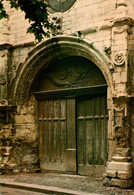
top-left (54, 99), bottom-right (61, 162)
top-left (38, 101), bottom-right (43, 162)
top-left (43, 100), bottom-right (47, 162)
top-left (95, 96), bottom-right (99, 165)
top-left (66, 98), bottom-right (76, 172)
top-left (77, 96), bottom-right (85, 167)
top-left (54, 100), bottom-right (58, 162)
top-left (83, 98), bottom-right (87, 166)
top-left (92, 96), bottom-right (95, 166)
top-left (77, 120), bottom-right (84, 165)
top-left (87, 96), bottom-right (93, 165)
top-left (53, 115), bottom-right (57, 162)
top-left (98, 96), bottom-right (102, 165)
top-left (46, 100), bottom-right (49, 162)
top-left (49, 100), bottom-right (53, 162)
top-left (103, 95), bottom-right (108, 163)
top-left (67, 98), bottom-right (76, 148)
top-left (87, 119), bottom-right (93, 165)
top-left (60, 99), bottom-right (66, 163)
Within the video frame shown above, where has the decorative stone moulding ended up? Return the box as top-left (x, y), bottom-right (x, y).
top-left (0, 73), bottom-right (7, 85)
top-left (114, 53), bottom-right (125, 66)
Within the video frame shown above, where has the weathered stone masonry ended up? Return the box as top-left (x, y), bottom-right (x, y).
top-left (0, 0), bottom-right (134, 188)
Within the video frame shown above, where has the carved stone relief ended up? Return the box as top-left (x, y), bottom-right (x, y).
top-left (114, 53), bottom-right (125, 66)
top-left (114, 117), bottom-right (130, 148)
top-left (41, 57), bottom-right (106, 90)
top-left (113, 98), bottom-right (130, 149)
top-left (49, 16), bottom-right (62, 36)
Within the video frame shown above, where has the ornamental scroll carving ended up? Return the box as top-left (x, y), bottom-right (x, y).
top-left (114, 117), bottom-right (130, 148)
top-left (113, 100), bottom-right (130, 148)
top-left (47, 58), bottom-right (106, 89)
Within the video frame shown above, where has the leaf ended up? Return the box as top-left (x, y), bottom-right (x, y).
top-left (0, 0), bottom-right (56, 42)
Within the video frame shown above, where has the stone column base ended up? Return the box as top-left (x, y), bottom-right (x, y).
top-left (104, 156), bottom-right (133, 188)
top-left (104, 177), bottom-right (132, 188)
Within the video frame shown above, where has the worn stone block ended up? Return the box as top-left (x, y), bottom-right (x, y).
top-left (110, 178), bottom-right (132, 188)
top-left (117, 171), bottom-right (132, 180)
top-left (107, 161), bottom-right (133, 171)
top-left (106, 170), bottom-right (117, 178)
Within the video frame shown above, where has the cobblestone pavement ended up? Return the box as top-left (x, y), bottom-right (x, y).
top-left (0, 187), bottom-right (50, 195)
top-left (0, 172), bottom-right (133, 195)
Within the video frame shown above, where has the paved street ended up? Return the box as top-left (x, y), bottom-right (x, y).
top-left (0, 187), bottom-right (50, 195)
top-left (0, 173), bottom-right (133, 195)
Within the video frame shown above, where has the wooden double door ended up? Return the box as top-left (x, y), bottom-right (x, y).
top-left (38, 88), bottom-right (108, 176)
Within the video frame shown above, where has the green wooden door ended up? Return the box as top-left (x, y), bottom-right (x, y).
top-left (77, 94), bottom-right (108, 176)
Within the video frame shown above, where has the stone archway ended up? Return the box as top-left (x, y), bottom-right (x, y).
top-left (10, 36), bottom-right (113, 106)
top-left (10, 35), bottom-right (114, 176)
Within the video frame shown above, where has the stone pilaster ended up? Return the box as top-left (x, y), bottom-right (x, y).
top-left (104, 1), bottom-right (133, 188)
top-left (105, 97), bottom-right (132, 188)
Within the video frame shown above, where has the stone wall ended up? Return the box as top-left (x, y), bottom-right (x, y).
top-left (0, 0), bottom-right (134, 188)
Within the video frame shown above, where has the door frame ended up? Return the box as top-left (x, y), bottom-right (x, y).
top-left (34, 84), bottom-right (107, 100)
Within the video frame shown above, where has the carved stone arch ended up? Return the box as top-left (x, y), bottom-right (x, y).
top-left (10, 36), bottom-right (113, 106)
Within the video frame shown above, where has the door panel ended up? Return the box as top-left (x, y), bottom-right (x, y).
top-left (38, 92), bottom-right (108, 176)
top-left (77, 94), bottom-right (108, 176)
top-left (38, 99), bottom-right (67, 171)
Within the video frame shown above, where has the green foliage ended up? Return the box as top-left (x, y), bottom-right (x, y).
top-left (0, 0), bottom-right (55, 42)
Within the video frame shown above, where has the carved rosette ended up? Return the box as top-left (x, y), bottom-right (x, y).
top-left (0, 73), bottom-right (7, 85)
top-left (114, 53), bottom-right (125, 66)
